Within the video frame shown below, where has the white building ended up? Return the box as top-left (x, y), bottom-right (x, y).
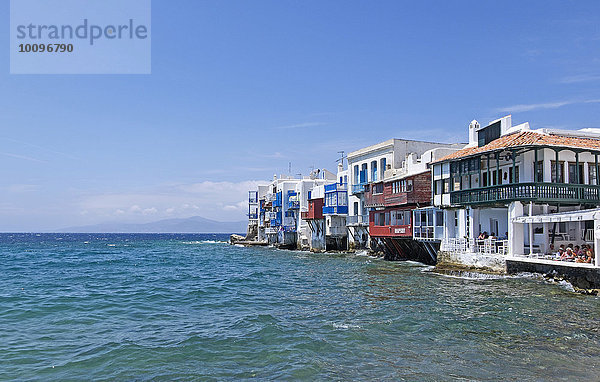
top-left (420, 116), bottom-right (600, 270)
top-left (347, 139), bottom-right (464, 249)
top-left (252, 169), bottom-right (335, 248)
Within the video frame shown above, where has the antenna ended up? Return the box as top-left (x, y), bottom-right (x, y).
top-left (336, 151), bottom-right (347, 166)
top-left (288, 162), bottom-right (292, 177)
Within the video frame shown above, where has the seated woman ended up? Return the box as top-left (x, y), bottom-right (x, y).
top-left (561, 247), bottom-right (576, 261)
top-left (555, 245), bottom-right (566, 260)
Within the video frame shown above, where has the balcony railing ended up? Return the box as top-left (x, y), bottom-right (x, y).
top-left (265, 227), bottom-right (279, 234)
top-left (288, 200), bottom-right (300, 209)
top-left (327, 226), bottom-right (347, 236)
top-left (441, 238), bottom-right (508, 256)
top-left (351, 183), bottom-right (368, 194)
top-left (450, 182), bottom-right (600, 206)
top-left (346, 214), bottom-right (369, 226)
top-left (325, 183), bottom-right (348, 192)
top-left (369, 224), bottom-right (412, 237)
top-left (364, 192), bottom-right (385, 207)
top-left (283, 225), bottom-right (296, 233)
top-left (323, 205), bottom-right (349, 215)
top-left (248, 213), bottom-right (258, 220)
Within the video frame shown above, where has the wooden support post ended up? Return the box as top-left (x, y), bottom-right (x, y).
top-left (575, 152), bottom-right (580, 184)
top-left (496, 153), bottom-right (500, 185)
top-left (594, 154), bottom-right (600, 186)
top-left (512, 151), bottom-right (516, 184)
top-left (534, 148), bottom-right (538, 182)
top-left (478, 156), bottom-right (482, 188)
top-left (555, 150), bottom-right (560, 183)
top-left (487, 155), bottom-right (490, 187)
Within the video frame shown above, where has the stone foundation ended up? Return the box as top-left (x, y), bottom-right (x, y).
top-left (436, 251), bottom-right (507, 273)
top-left (506, 258), bottom-right (600, 292)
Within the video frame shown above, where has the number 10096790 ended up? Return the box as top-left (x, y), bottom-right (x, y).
top-left (18, 44), bottom-right (74, 53)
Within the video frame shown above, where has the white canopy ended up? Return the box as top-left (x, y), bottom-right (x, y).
top-left (513, 208), bottom-right (600, 224)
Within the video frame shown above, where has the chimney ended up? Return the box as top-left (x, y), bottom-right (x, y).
top-left (468, 120), bottom-right (480, 147)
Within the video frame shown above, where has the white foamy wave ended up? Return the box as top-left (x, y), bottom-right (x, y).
top-left (434, 270), bottom-right (509, 280)
top-left (332, 322), bottom-right (361, 330)
top-left (181, 240), bottom-right (226, 245)
top-left (354, 250), bottom-right (369, 257)
top-left (234, 244), bottom-right (245, 248)
top-left (557, 279), bottom-right (576, 292)
top-left (420, 265), bottom-right (436, 272)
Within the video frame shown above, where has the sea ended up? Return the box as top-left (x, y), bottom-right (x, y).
top-left (1, 233), bottom-right (599, 381)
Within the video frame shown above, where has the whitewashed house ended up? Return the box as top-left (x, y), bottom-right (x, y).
top-left (418, 115), bottom-right (600, 270)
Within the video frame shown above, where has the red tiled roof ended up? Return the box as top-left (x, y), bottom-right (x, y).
top-left (435, 130), bottom-right (600, 163)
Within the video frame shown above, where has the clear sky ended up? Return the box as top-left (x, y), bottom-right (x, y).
top-left (1, 0), bottom-right (599, 231)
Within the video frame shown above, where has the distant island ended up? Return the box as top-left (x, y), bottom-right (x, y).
top-left (55, 216), bottom-right (247, 234)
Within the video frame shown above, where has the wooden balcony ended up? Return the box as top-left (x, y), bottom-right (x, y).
top-left (450, 182), bottom-right (600, 206)
top-left (301, 198), bottom-right (324, 220)
top-left (364, 192), bottom-right (385, 208)
top-left (369, 224), bottom-right (412, 238)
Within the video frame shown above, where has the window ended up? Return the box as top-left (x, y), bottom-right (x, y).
top-left (453, 177), bottom-right (460, 191)
top-left (534, 161), bottom-right (544, 182)
top-left (337, 192), bottom-right (348, 206)
top-left (391, 210), bottom-right (410, 226)
top-left (371, 161), bottom-right (378, 182)
top-left (353, 202), bottom-right (359, 216)
top-left (551, 161), bottom-right (564, 183)
top-left (508, 166), bottom-right (520, 183)
top-left (590, 165), bottom-right (598, 185)
top-left (568, 163), bottom-right (584, 184)
top-left (436, 211), bottom-right (444, 227)
top-left (380, 158), bottom-right (387, 174)
top-left (443, 179), bottom-right (450, 194)
top-left (373, 183), bottom-right (384, 194)
top-left (353, 165), bottom-right (359, 184)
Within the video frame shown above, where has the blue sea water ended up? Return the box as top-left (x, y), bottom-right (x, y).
top-left (1, 233), bottom-right (599, 381)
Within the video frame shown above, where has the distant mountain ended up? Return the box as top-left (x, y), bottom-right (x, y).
top-left (56, 216), bottom-right (247, 234)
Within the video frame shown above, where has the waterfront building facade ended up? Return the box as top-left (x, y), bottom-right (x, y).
top-left (252, 170), bottom-right (335, 248)
top-left (417, 116), bottom-right (600, 270)
top-left (347, 139), bottom-right (463, 250)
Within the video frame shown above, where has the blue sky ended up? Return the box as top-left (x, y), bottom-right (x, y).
top-left (1, 0), bottom-right (599, 231)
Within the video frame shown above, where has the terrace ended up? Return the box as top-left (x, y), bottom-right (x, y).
top-left (510, 208), bottom-right (599, 268)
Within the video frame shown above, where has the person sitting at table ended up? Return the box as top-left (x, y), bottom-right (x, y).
top-left (574, 245), bottom-right (582, 256)
top-left (477, 232), bottom-right (486, 240)
top-left (576, 245), bottom-right (592, 263)
top-left (555, 245), bottom-right (565, 260)
top-left (563, 247), bottom-right (576, 261)
top-left (489, 232), bottom-right (496, 240)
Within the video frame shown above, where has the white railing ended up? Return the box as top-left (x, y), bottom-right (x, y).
top-left (327, 226), bottom-right (347, 236)
top-left (346, 214), bottom-right (369, 226)
top-left (442, 238), bottom-right (508, 256)
top-left (265, 227), bottom-right (279, 234)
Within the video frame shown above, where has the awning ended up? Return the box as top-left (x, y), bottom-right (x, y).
top-left (513, 208), bottom-right (600, 224)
